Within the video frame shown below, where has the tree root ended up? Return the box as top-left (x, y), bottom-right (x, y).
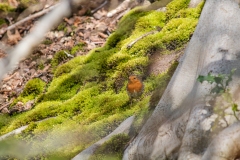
top-left (202, 122), bottom-right (240, 160)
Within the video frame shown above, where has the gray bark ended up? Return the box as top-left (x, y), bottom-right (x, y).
top-left (123, 0), bottom-right (240, 159)
top-left (202, 122), bottom-right (240, 160)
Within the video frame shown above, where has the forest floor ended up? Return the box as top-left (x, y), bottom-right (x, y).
top-left (0, 0), bottom-right (124, 113)
top-left (0, 0), bottom-right (181, 114)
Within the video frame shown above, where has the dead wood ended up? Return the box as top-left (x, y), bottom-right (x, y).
top-left (127, 27), bottom-right (161, 49)
top-left (107, 0), bottom-right (134, 17)
top-left (0, 100), bottom-right (12, 111)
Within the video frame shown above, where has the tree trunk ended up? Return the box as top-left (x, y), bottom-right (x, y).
top-left (123, 0), bottom-right (240, 159)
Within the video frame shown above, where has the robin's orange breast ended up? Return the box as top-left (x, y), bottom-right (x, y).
top-left (127, 75), bottom-right (144, 99)
top-left (127, 81), bottom-right (143, 93)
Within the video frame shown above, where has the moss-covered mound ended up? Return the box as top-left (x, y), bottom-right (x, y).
top-left (0, 0), bottom-right (204, 159)
top-left (89, 134), bottom-right (130, 160)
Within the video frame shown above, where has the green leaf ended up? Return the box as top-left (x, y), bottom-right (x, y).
top-left (197, 73), bottom-right (215, 84)
top-left (232, 103), bottom-right (239, 112)
top-left (226, 68), bottom-right (236, 86)
top-left (211, 86), bottom-right (224, 94)
top-left (214, 76), bottom-right (223, 84)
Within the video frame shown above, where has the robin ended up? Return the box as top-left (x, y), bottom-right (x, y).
top-left (127, 75), bottom-right (144, 101)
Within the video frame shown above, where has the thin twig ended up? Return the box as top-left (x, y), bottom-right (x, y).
top-left (0, 0), bottom-right (73, 82)
top-left (64, 51), bottom-right (74, 58)
top-left (0, 4), bottom-right (59, 36)
top-left (91, 0), bottom-right (108, 14)
top-left (233, 110), bottom-right (240, 121)
top-left (127, 27), bottom-right (161, 49)
top-left (0, 100), bottom-right (12, 111)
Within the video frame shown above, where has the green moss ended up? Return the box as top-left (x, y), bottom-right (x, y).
top-left (10, 78), bottom-right (45, 107)
top-left (18, 0), bottom-right (39, 7)
top-left (106, 9), bottom-right (147, 48)
top-left (70, 42), bottom-right (86, 55)
top-left (161, 18), bottom-right (198, 50)
top-left (166, 0), bottom-right (191, 21)
top-left (117, 57), bottom-right (149, 75)
top-left (0, 115), bottom-right (12, 129)
top-left (57, 22), bottom-right (66, 31)
top-left (106, 53), bottom-right (131, 69)
top-left (54, 55), bottom-right (87, 77)
top-left (0, 18), bottom-right (6, 25)
top-left (22, 78), bottom-right (45, 97)
top-left (134, 11), bottom-right (165, 33)
top-left (51, 43), bottom-right (86, 71)
top-left (89, 134), bottom-right (130, 160)
top-left (42, 39), bottom-right (53, 45)
top-left (0, 3), bottom-right (14, 12)
top-left (51, 50), bottom-right (72, 69)
top-left (38, 60), bottom-right (45, 70)
top-left (175, 1), bottom-right (205, 19)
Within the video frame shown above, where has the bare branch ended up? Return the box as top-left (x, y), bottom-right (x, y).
top-left (0, 4), bottom-right (58, 36)
top-left (0, 0), bottom-right (72, 81)
top-left (107, 0), bottom-right (133, 17)
top-left (127, 26), bottom-right (161, 49)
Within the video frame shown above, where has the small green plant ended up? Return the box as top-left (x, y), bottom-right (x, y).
top-left (70, 42), bottom-right (85, 54)
top-left (22, 78), bottom-right (46, 97)
top-left (51, 50), bottom-right (70, 69)
top-left (0, 3), bottom-right (14, 12)
top-left (38, 60), bottom-right (45, 70)
top-left (42, 39), bottom-right (53, 45)
top-left (57, 22), bottom-right (66, 31)
top-left (0, 18), bottom-right (6, 26)
top-left (197, 69), bottom-right (236, 94)
top-left (197, 69), bottom-right (239, 121)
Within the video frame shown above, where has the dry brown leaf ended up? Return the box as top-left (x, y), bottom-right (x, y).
top-left (98, 32), bottom-right (108, 39)
top-left (8, 0), bottom-right (19, 8)
top-left (7, 29), bottom-right (22, 45)
top-left (73, 16), bottom-right (81, 27)
top-left (64, 17), bottom-right (74, 25)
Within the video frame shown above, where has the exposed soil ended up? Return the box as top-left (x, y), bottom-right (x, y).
top-left (148, 47), bottom-right (185, 75)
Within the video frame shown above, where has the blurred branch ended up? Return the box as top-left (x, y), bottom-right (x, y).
top-left (0, 4), bottom-right (59, 36)
top-left (0, 0), bottom-right (91, 82)
top-left (91, 0), bottom-right (108, 14)
top-left (107, 0), bottom-right (132, 17)
top-left (0, 1), bottom-right (70, 79)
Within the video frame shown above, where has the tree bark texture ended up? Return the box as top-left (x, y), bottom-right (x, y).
top-left (123, 0), bottom-right (240, 159)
